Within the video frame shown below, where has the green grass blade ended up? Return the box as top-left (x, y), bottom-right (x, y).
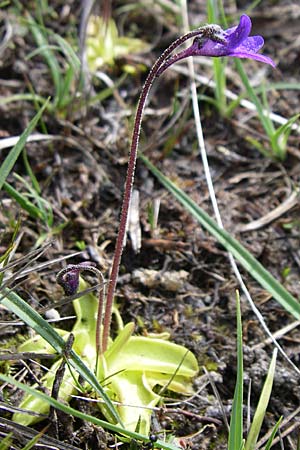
top-left (140, 154), bottom-right (300, 319)
top-left (235, 59), bottom-right (275, 136)
top-left (0, 99), bottom-right (49, 191)
top-left (0, 434), bottom-right (12, 450)
top-left (22, 430), bottom-right (45, 450)
top-left (52, 32), bottom-right (80, 73)
top-left (23, 148), bottom-right (41, 194)
top-left (84, 73), bottom-right (128, 109)
top-left (244, 348), bottom-right (277, 450)
top-left (0, 93), bottom-right (47, 106)
top-left (13, 173), bottom-right (53, 226)
top-left (207, 0), bottom-right (227, 116)
top-left (0, 288), bottom-right (121, 425)
top-left (26, 13), bottom-right (62, 105)
top-left (264, 416), bottom-right (282, 450)
top-left (255, 82), bottom-right (300, 93)
top-left (58, 65), bottom-right (75, 109)
top-left (0, 374), bottom-right (180, 450)
top-left (0, 219), bottom-right (20, 285)
top-left (3, 181), bottom-right (46, 221)
top-left (271, 113), bottom-right (300, 160)
top-left (228, 291), bottom-right (243, 450)
top-left (26, 44), bottom-right (63, 60)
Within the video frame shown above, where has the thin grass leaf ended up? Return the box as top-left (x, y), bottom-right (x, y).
top-left (0, 374), bottom-right (180, 450)
top-left (228, 291), bottom-right (243, 450)
top-left (244, 348), bottom-right (277, 450)
top-left (52, 32), bottom-right (81, 73)
top-left (0, 93), bottom-right (47, 106)
top-left (256, 82), bottom-right (300, 93)
top-left (245, 136), bottom-right (271, 159)
top-left (0, 99), bottom-right (49, 191)
top-left (26, 14), bottom-right (79, 111)
top-left (3, 181), bottom-right (46, 221)
top-left (235, 62), bottom-right (297, 160)
top-left (207, 0), bottom-right (227, 116)
top-left (85, 73), bottom-right (128, 108)
top-left (26, 13), bottom-right (62, 105)
top-left (59, 65), bottom-right (76, 109)
top-left (0, 219), bottom-right (20, 286)
top-left (140, 154), bottom-right (300, 320)
top-left (226, 94), bottom-right (244, 117)
top-left (26, 44), bottom-right (63, 60)
top-left (246, 0), bottom-right (264, 12)
top-left (22, 429), bottom-right (46, 450)
top-left (0, 288), bottom-right (120, 425)
top-left (264, 416), bottom-right (283, 450)
top-left (22, 149), bottom-right (41, 194)
top-left (270, 113), bottom-right (300, 160)
top-left (13, 173), bottom-right (53, 226)
top-left (0, 244), bottom-right (15, 266)
top-left (235, 59), bottom-right (275, 136)
top-left (212, 57), bottom-right (227, 113)
top-left (0, 434), bottom-right (12, 450)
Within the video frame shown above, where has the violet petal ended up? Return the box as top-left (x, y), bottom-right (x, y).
top-left (238, 35), bottom-right (264, 53)
top-left (225, 15), bottom-right (252, 49)
top-left (229, 50), bottom-right (276, 67)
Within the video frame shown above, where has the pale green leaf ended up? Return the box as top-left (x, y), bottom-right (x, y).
top-left (244, 349), bottom-right (277, 450)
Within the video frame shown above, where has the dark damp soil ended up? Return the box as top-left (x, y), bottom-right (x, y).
top-left (1, 1), bottom-right (300, 449)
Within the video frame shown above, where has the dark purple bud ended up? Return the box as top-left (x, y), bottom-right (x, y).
top-left (57, 266), bottom-right (80, 296)
top-left (56, 262), bottom-right (99, 296)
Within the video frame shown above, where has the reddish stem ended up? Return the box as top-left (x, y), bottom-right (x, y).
top-left (101, 25), bottom-right (213, 352)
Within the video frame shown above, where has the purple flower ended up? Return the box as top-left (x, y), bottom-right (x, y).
top-left (158, 15), bottom-right (275, 75)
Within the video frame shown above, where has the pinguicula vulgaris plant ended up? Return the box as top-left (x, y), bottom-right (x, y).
top-left (13, 14), bottom-right (275, 439)
top-left (103, 13), bottom-right (275, 353)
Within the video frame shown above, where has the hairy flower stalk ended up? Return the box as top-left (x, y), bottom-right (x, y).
top-left (102, 15), bottom-right (275, 352)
